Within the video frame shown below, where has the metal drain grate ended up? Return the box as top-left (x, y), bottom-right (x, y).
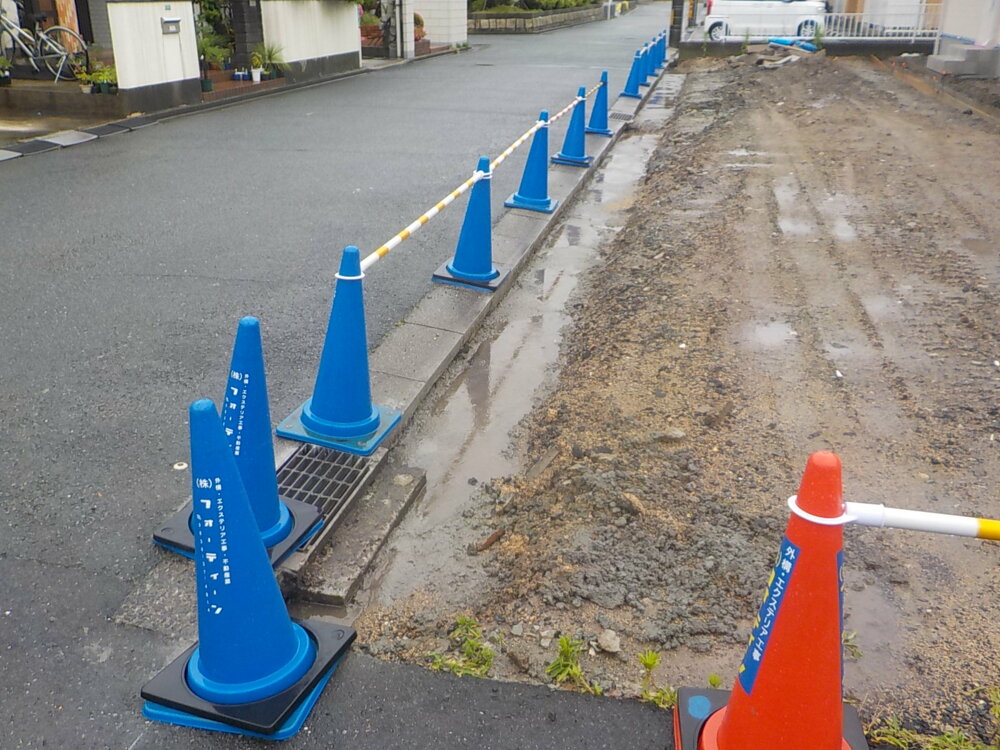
top-left (609, 112), bottom-right (634, 121)
top-left (277, 444), bottom-right (375, 550)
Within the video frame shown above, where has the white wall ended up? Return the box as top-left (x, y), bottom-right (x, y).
top-left (1, 0), bottom-right (19, 28)
top-left (107, 1), bottom-right (199, 89)
top-left (864, 0), bottom-right (924, 27)
top-left (941, 0), bottom-right (1000, 46)
top-left (415, 0), bottom-right (467, 46)
top-left (260, 0), bottom-right (360, 63)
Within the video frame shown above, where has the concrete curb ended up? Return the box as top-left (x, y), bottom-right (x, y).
top-left (285, 57), bottom-right (677, 603)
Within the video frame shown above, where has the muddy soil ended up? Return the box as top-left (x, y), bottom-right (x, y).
top-left (353, 55), bottom-right (1000, 743)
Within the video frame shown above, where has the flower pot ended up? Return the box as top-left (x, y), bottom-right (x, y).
top-left (0, 73), bottom-right (12, 87)
top-left (99, 81), bottom-right (110, 94)
top-left (251, 67), bottom-right (262, 84)
top-left (201, 78), bottom-right (213, 92)
top-left (79, 83), bottom-right (91, 93)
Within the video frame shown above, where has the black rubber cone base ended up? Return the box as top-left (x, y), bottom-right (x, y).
top-left (152, 495), bottom-right (322, 566)
top-left (432, 261), bottom-right (510, 293)
top-left (141, 619), bottom-right (355, 737)
top-left (673, 687), bottom-right (869, 750)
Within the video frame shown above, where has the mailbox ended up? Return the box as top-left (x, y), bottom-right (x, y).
top-left (161, 17), bottom-right (181, 34)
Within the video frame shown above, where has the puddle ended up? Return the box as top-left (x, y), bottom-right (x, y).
top-left (359, 126), bottom-right (668, 611)
top-left (962, 237), bottom-right (995, 257)
top-left (820, 194), bottom-right (858, 243)
top-left (773, 174), bottom-right (817, 236)
top-left (861, 293), bottom-right (902, 323)
top-left (843, 577), bottom-right (906, 693)
top-left (743, 320), bottom-right (797, 349)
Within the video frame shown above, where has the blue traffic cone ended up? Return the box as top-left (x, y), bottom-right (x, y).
top-left (654, 32), bottom-right (666, 70)
top-left (585, 71), bottom-right (613, 137)
top-left (277, 247), bottom-right (402, 456)
top-left (505, 111), bottom-right (558, 213)
top-left (153, 318), bottom-right (323, 564)
top-left (621, 50), bottom-right (643, 99)
top-left (639, 44), bottom-right (652, 87)
top-left (141, 400), bottom-right (355, 740)
top-left (433, 156), bottom-right (511, 291)
top-left (551, 87), bottom-right (593, 168)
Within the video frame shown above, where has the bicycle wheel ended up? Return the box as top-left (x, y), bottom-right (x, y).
top-left (0, 28), bottom-right (22, 65)
top-left (40, 26), bottom-right (87, 80)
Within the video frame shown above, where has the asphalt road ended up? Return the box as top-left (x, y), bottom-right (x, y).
top-left (0, 6), bottom-right (673, 748)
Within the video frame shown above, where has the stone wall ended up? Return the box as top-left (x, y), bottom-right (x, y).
top-left (468, 5), bottom-right (605, 33)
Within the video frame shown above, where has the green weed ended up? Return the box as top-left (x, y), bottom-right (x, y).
top-left (707, 673), bottom-right (723, 689)
top-left (924, 730), bottom-right (985, 750)
top-left (867, 716), bottom-right (921, 749)
top-left (428, 616), bottom-right (494, 678)
top-left (546, 636), bottom-right (602, 695)
top-left (636, 650), bottom-right (678, 709)
top-left (842, 630), bottom-right (863, 660)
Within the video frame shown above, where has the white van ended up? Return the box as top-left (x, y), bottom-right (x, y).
top-left (705, 0), bottom-right (828, 41)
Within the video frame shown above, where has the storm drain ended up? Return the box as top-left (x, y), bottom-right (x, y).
top-left (610, 111), bottom-right (635, 122)
top-left (277, 444), bottom-right (376, 552)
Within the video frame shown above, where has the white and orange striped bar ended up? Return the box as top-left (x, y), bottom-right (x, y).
top-left (845, 503), bottom-right (1000, 541)
top-left (360, 81), bottom-right (604, 272)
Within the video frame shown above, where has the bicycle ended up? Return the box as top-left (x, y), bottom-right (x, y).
top-left (0, 2), bottom-right (88, 81)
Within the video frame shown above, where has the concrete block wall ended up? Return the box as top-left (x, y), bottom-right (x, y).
top-left (261, 0), bottom-right (361, 79)
top-left (415, 0), bottom-right (467, 46)
top-left (261, 0), bottom-right (359, 62)
top-left (107, 0), bottom-right (199, 89)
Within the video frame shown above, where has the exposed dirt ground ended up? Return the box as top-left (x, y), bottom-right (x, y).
top-left (354, 54), bottom-right (1000, 744)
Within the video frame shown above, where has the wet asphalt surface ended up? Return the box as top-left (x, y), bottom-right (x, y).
top-left (0, 6), bottom-right (674, 749)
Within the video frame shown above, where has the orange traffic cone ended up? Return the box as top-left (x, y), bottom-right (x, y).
top-left (674, 451), bottom-right (868, 750)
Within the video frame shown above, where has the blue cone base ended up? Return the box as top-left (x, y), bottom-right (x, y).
top-left (432, 261), bottom-right (510, 293)
top-left (504, 191), bottom-right (558, 214)
top-left (141, 620), bottom-right (355, 739)
top-left (585, 125), bottom-right (613, 137)
top-left (673, 687), bottom-right (869, 750)
top-left (551, 152), bottom-right (593, 168)
top-left (152, 496), bottom-right (323, 567)
top-left (620, 91), bottom-right (642, 99)
top-left (277, 403), bottom-right (401, 457)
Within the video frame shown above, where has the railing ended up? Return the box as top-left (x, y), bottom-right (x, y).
top-left (822, 4), bottom-right (941, 41)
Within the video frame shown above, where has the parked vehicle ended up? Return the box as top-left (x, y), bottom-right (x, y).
top-left (705, 0), bottom-right (828, 41)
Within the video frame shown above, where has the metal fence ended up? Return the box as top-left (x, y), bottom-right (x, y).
top-left (823, 3), bottom-right (941, 41)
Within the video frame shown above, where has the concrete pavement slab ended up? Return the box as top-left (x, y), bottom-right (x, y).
top-left (5, 138), bottom-right (59, 154)
top-left (370, 322), bottom-right (465, 385)
top-left (43, 129), bottom-right (99, 146)
top-left (0, 148), bottom-right (21, 160)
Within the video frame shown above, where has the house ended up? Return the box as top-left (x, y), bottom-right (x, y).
top-left (928, 0), bottom-right (1000, 75)
top-left (8, 0), bottom-right (466, 115)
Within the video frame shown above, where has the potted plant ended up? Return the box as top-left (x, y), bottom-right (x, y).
top-left (197, 26), bottom-right (228, 92)
top-left (0, 56), bottom-right (12, 87)
top-left (74, 67), bottom-right (94, 93)
top-left (359, 12), bottom-right (381, 44)
top-left (250, 51), bottom-right (263, 83)
top-left (251, 42), bottom-right (288, 80)
top-left (414, 13), bottom-right (430, 54)
top-left (92, 64), bottom-right (117, 94)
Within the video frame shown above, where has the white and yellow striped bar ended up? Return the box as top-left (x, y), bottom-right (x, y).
top-left (846, 502), bottom-right (1000, 541)
top-left (360, 81), bottom-right (605, 272)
